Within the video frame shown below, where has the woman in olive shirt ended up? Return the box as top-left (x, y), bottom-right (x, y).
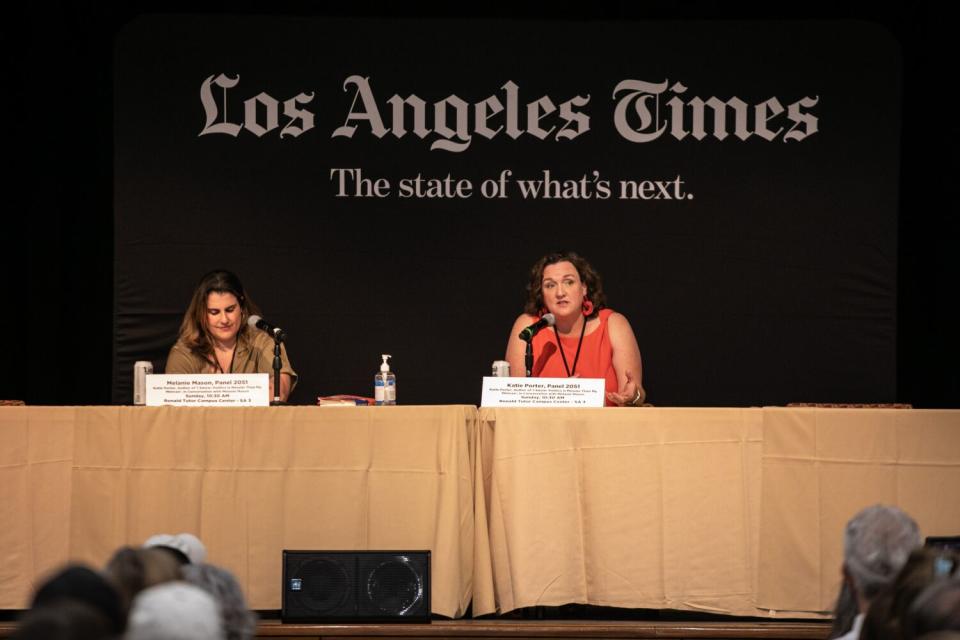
top-left (166, 270), bottom-right (297, 401)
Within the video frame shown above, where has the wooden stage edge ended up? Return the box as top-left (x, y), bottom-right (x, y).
top-left (253, 620), bottom-right (833, 639)
top-left (2, 617), bottom-right (834, 639)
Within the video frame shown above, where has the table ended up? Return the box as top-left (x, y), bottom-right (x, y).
top-left (3, 405), bottom-right (958, 618)
top-left (473, 407), bottom-right (764, 616)
top-left (0, 405), bottom-right (481, 618)
top-left (473, 407), bottom-right (960, 617)
top-left (757, 407), bottom-right (960, 613)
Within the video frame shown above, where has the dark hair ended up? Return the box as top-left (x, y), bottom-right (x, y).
top-left (904, 577), bottom-right (960, 639)
top-left (29, 564), bottom-right (126, 635)
top-left (13, 600), bottom-right (115, 640)
top-left (177, 270), bottom-right (260, 358)
top-left (103, 546), bottom-right (184, 612)
top-left (829, 581), bottom-right (859, 639)
top-left (523, 251), bottom-right (606, 319)
top-left (862, 547), bottom-right (960, 640)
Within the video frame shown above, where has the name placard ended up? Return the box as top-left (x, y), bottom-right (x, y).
top-left (481, 376), bottom-right (606, 408)
top-left (145, 374), bottom-right (270, 406)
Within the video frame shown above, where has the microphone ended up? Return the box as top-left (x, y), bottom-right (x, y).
top-left (518, 313), bottom-right (555, 341)
top-left (248, 315), bottom-right (286, 341)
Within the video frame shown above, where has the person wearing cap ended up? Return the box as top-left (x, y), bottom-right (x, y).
top-left (831, 504), bottom-right (922, 640)
top-left (143, 532), bottom-right (208, 566)
top-left (165, 270), bottom-right (297, 402)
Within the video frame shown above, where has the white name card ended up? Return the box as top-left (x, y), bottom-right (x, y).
top-left (481, 376), bottom-right (605, 408)
top-left (145, 374), bottom-right (270, 407)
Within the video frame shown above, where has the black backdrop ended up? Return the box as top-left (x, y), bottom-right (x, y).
top-left (4, 2), bottom-right (958, 408)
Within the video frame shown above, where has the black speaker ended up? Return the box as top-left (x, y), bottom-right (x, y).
top-left (281, 550), bottom-right (431, 623)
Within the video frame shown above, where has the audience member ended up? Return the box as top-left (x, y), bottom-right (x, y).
top-left (26, 564), bottom-right (126, 635)
top-left (11, 600), bottom-right (115, 640)
top-left (862, 547), bottom-right (960, 640)
top-left (183, 563), bottom-right (257, 640)
top-left (104, 546), bottom-right (183, 611)
top-left (832, 505), bottom-right (922, 640)
top-left (126, 581), bottom-right (224, 640)
top-left (906, 576), bottom-right (960, 639)
top-left (144, 532), bottom-right (208, 565)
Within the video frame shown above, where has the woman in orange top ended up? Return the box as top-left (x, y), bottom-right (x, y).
top-left (505, 251), bottom-right (646, 406)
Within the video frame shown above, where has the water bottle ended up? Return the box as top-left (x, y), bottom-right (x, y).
top-left (133, 361), bottom-right (153, 405)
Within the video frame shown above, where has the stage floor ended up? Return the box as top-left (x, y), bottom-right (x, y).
top-left (254, 617), bottom-right (832, 640)
top-left (2, 612), bottom-right (834, 640)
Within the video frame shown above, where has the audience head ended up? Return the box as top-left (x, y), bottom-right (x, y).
top-left (12, 600), bottom-right (115, 640)
top-left (143, 532), bottom-right (208, 565)
top-left (183, 563), bottom-right (257, 640)
top-left (27, 564), bottom-right (125, 635)
top-left (862, 546), bottom-right (960, 640)
top-left (126, 581), bottom-right (224, 640)
top-left (844, 505), bottom-right (922, 604)
top-left (905, 576), bottom-right (960, 639)
top-left (104, 545), bottom-right (183, 610)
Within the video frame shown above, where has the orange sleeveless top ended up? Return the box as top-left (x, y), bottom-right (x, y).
top-left (529, 308), bottom-right (618, 406)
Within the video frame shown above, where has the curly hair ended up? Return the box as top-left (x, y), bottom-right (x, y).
top-left (182, 563), bottom-right (257, 640)
top-left (177, 270), bottom-right (261, 359)
top-left (523, 251), bottom-right (606, 319)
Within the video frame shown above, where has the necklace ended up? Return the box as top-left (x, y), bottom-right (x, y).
top-left (554, 317), bottom-right (587, 377)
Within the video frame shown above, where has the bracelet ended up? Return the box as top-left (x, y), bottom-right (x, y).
top-left (629, 387), bottom-right (643, 407)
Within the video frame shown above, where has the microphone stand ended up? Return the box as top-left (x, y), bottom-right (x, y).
top-left (524, 337), bottom-right (534, 377)
top-left (270, 333), bottom-right (285, 406)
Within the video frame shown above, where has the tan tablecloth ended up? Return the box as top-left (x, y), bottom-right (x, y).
top-left (4, 405), bottom-right (958, 619)
top-left (757, 408), bottom-right (960, 614)
top-left (473, 407), bottom-right (960, 618)
top-left (0, 405), bottom-right (481, 618)
top-left (473, 407), bottom-right (765, 616)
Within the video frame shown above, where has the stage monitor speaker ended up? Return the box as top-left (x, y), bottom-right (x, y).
top-left (281, 550), bottom-right (431, 623)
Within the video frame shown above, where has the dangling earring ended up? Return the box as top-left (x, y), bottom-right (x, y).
top-left (582, 300), bottom-right (594, 316)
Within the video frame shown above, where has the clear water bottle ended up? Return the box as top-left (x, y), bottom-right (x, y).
top-left (374, 354), bottom-right (396, 405)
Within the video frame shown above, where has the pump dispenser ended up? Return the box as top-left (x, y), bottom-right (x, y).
top-left (374, 354), bottom-right (396, 405)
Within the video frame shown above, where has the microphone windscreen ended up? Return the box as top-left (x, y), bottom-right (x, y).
top-left (542, 313), bottom-right (556, 326)
top-left (247, 315), bottom-right (262, 328)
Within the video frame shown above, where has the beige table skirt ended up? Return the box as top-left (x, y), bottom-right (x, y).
top-left (473, 407), bottom-right (960, 617)
top-left (473, 407), bottom-right (765, 616)
top-left (0, 405), bottom-right (481, 618)
top-left (757, 408), bottom-right (960, 614)
top-left (3, 405), bottom-right (958, 618)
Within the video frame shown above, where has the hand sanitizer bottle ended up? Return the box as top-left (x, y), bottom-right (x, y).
top-left (374, 354), bottom-right (396, 405)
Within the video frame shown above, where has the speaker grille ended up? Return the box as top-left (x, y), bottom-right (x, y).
top-left (364, 558), bottom-right (424, 615)
top-left (282, 550), bottom-right (430, 623)
top-left (289, 557), bottom-right (352, 614)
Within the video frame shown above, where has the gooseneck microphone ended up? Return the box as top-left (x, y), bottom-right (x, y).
top-left (248, 315), bottom-right (286, 341)
top-left (518, 313), bottom-right (556, 341)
